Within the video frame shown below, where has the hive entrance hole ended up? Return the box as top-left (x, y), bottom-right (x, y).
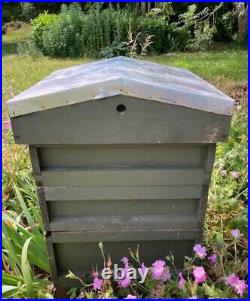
top-left (116, 104), bottom-right (126, 114)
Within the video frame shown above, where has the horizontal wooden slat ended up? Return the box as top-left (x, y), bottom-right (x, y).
top-left (39, 144), bottom-right (207, 169)
top-left (42, 185), bottom-right (203, 200)
top-left (39, 167), bottom-right (204, 186)
top-left (47, 229), bottom-right (202, 243)
top-left (51, 238), bottom-right (199, 277)
top-left (47, 199), bottom-right (198, 218)
top-left (49, 214), bottom-right (199, 232)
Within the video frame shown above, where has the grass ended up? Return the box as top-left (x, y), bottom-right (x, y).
top-left (2, 25), bottom-right (248, 298)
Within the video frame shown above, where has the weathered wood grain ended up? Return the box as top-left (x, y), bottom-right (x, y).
top-left (39, 167), bottom-right (205, 187)
top-left (43, 185), bottom-right (203, 201)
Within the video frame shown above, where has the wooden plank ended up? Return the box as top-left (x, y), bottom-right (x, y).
top-left (29, 146), bottom-right (50, 231)
top-left (49, 214), bottom-right (199, 232)
top-left (45, 237), bottom-right (58, 281)
top-left (36, 187), bottom-right (50, 231)
top-left (40, 167), bottom-right (205, 187)
top-left (43, 185), bottom-right (203, 200)
top-left (47, 228), bottom-right (202, 243)
top-left (29, 146), bottom-right (41, 175)
top-left (52, 239), bottom-right (197, 274)
top-left (47, 198), bottom-right (198, 218)
top-left (11, 95), bottom-right (231, 145)
top-left (39, 144), bottom-right (207, 168)
top-left (198, 144), bottom-right (216, 227)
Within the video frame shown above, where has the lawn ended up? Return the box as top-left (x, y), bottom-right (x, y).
top-left (2, 25), bottom-right (248, 299)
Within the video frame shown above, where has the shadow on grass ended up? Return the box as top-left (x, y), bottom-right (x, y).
top-left (2, 41), bottom-right (22, 56)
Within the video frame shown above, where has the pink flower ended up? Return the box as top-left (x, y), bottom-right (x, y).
top-left (124, 295), bottom-right (137, 299)
top-left (138, 262), bottom-right (147, 275)
top-left (3, 119), bottom-right (12, 131)
top-left (231, 229), bottom-right (241, 239)
top-left (119, 276), bottom-right (131, 288)
top-left (188, 297), bottom-right (197, 299)
top-left (225, 273), bottom-right (248, 296)
top-left (121, 257), bottom-right (129, 266)
top-left (192, 267), bottom-right (207, 284)
top-left (151, 260), bottom-right (165, 280)
top-left (225, 273), bottom-right (239, 286)
top-left (178, 272), bottom-right (186, 289)
top-left (151, 260), bottom-right (171, 282)
top-left (208, 253), bottom-right (217, 265)
top-left (231, 171), bottom-right (240, 179)
top-left (193, 244), bottom-right (207, 259)
top-left (161, 268), bottom-right (171, 282)
top-left (220, 169), bottom-right (227, 177)
top-left (234, 279), bottom-right (248, 296)
top-left (93, 277), bottom-right (103, 291)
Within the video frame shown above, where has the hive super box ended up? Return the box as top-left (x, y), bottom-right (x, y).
top-left (8, 57), bottom-right (234, 288)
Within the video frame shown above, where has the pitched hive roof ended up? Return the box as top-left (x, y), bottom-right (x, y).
top-left (7, 56), bottom-right (234, 117)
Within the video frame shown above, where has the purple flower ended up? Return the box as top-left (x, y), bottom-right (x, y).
top-left (192, 267), bottom-right (207, 284)
top-left (119, 276), bottom-right (131, 288)
top-left (138, 262), bottom-right (147, 275)
top-left (178, 272), bottom-right (186, 289)
top-left (231, 171), bottom-right (240, 179)
top-left (121, 257), bottom-right (129, 266)
top-left (93, 277), bottom-right (103, 291)
top-left (220, 169), bottom-right (227, 177)
top-left (193, 244), bottom-right (207, 259)
top-left (231, 229), bottom-right (241, 239)
top-left (234, 279), bottom-right (248, 296)
top-left (124, 295), bottom-right (137, 299)
top-left (225, 273), bottom-right (248, 296)
top-left (225, 273), bottom-right (239, 286)
top-left (161, 268), bottom-right (171, 282)
top-left (151, 260), bottom-right (165, 280)
top-left (208, 253), bottom-right (217, 265)
top-left (3, 119), bottom-right (12, 131)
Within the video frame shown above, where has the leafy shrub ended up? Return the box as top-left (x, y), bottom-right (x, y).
top-left (31, 11), bottom-right (57, 50)
top-left (138, 17), bottom-right (168, 53)
top-left (100, 42), bottom-right (128, 58)
top-left (41, 3), bottom-right (85, 57)
top-left (33, 4), bottom-right (187, 58)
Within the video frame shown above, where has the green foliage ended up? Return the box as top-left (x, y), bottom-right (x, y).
top-left (30, 3), bottom-right (248, 58)
top-left (138, 17), bottom-right (168, 53)
top-left (31, 11), bottom-right (58, 50)
top-left (42, 3), bottom-right (84, 57)
top-left (100, 42), bottom-right (128, 59)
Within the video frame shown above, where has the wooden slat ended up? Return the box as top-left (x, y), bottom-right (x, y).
top-left (198, 144), bottom-right (216, 227)
top-left (47, 229), bottom-right (202, 243)
top-left (51, 238), bottom-right (200, 277)
top-left (39, 167), bottom-right (205, 186)
top-left (39, 144), bottom-right (207, 169)
top-left (43, 185), bottom-right (203, 200)
top-left (49, 214), bottom-right (199, 232)
top-left (47, 198), bottom-right (198, 218)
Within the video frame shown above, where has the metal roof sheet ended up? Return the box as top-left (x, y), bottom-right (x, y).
top-left (7, 56), bottom-right (234, 117)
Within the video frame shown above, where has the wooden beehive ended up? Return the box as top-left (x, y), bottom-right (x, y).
top-left (8, 56), bottom-right (234, 288)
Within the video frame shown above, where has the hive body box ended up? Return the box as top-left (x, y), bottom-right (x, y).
top-left (8, 57), bottom-right (234, 288)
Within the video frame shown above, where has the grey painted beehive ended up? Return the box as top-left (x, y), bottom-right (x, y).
top-left (8, 56), bottom-right (234, 288)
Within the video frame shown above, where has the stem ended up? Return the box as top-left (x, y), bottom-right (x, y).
top-left (234, 242), bottom-right (237, 265)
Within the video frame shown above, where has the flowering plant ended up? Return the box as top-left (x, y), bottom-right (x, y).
top-left (66, 229), bottom-right (247, 299)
